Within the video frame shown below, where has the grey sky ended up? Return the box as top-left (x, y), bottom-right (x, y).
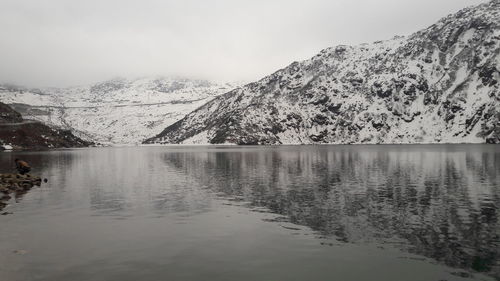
top-left (0, 0), bottom-right (486, 87)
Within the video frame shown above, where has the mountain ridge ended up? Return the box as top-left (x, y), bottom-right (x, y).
top-left (145, 0), bottom-right (500, 145)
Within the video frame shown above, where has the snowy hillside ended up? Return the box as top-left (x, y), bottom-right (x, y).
top-left (0, 78), bottom-right (238, 144)
top-left (146, 0), bottom-right (500, 145)
top-left (0, 102), bottom-right (90, 150)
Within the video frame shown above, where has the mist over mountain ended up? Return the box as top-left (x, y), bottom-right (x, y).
top-left (1, 1), bottom-right (498, 146)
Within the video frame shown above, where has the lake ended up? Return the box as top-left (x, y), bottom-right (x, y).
top-left (0, 145), bottom-right (498, 281)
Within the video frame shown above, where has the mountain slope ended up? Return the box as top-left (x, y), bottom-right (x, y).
top-left (146, 0), bottom-right (500, 145)
top-left (0, 78), bottom-right (238, 144)
top-left (0, 102), bottom-right (90, 150)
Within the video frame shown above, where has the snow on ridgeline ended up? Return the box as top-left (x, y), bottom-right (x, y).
top-left (0, 77), bottom-right (240, 144)
top-left (145, 0), bottom-right (500, 145)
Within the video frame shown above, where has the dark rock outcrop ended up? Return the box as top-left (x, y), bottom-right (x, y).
top-left (0, 102), bottom-right (91, 150)
top-left (0, 102), bottom-right (23, 123)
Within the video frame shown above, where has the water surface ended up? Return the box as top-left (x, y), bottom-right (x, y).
top-left (0, 145), bottom-right (499, 281)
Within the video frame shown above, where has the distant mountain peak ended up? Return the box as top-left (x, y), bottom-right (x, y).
top-left (0, 77), bottom-right (241, 144)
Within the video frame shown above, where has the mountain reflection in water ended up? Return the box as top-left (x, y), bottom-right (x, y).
top-left (161, 145), bottom-right (499, 278)
top-left (0, 145), bottom-right (498, 281)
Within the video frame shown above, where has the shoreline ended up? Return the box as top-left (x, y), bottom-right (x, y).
top-left (0, 173), bottom-right (43, 213)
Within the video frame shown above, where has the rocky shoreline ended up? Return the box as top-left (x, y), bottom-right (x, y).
top-left (0, 173), bottom-right (44, 213)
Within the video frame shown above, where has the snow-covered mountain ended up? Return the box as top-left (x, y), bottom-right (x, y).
top-left (0, 78), bottom-right (238, 144)
top-left (146, 0), bottom-right (500, 145)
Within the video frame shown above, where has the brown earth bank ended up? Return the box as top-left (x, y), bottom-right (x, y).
top-left (0, 173), bottom-right (43, 212)
top-left (0, 102), bottom-right (92, 150)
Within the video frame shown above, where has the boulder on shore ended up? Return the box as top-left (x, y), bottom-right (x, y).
top-left (0, 173), bottom-right (42, 211)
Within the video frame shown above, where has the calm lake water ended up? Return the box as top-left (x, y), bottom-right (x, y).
top-left (0, 145), bottom-right (499, 281)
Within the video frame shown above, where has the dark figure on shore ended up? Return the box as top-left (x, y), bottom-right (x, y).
top-left (15, 159), bottom-right (31, 175)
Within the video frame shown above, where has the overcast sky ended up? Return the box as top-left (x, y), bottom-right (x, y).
top-left (0, 0), bottom-right (486, 87)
